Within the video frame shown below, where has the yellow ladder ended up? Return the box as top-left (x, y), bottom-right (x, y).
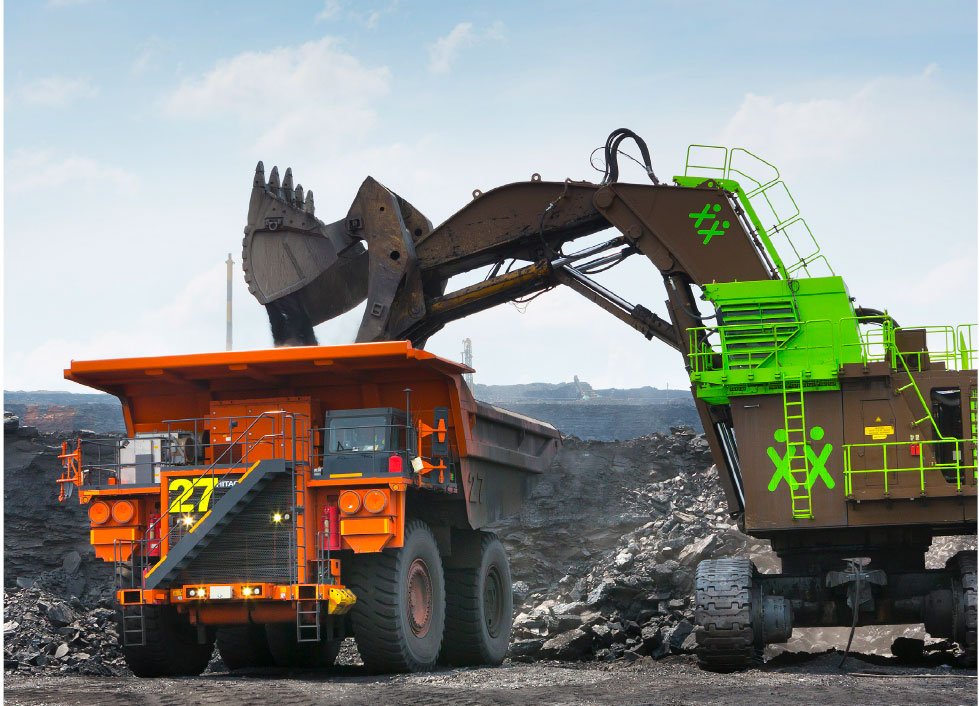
top-left (782, 377), bottom-right (813, 518)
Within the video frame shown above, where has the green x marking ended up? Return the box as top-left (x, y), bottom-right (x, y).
top-left (687, 203), bottom-right (730, 244)
top-left (766, 426), bottom-right (835, 492)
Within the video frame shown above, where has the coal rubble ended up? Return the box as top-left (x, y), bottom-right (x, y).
top-left (3, 563), bottom-right (125, 676)
top-left (497, 427), bottom-right (772, 663)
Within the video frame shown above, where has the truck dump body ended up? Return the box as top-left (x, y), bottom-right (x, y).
top-left (59, 341), bottom-right (559, 674)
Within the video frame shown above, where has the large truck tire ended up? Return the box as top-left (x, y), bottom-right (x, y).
top-left (216, 624), bottom-right (276, 670)
top-left (694, 558), bottom-right (760, 672)
top-left (265, 623), bottom-right (341, 668)
top-left (116, 605), bottom-right (214, 677)
top-left (949, 550), bottom-right (977, 666)
top-left (348, 519), bottom-right (446, 673)
top-left (439, 531), bottom-right (513, 666)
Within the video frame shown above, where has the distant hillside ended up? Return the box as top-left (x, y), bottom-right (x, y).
top-left (4, 381), bottom-right (701, 440)
top-left (4, 391), bottom-right (124, 434)
top-left (474, 380), bottom-right (692, 404)
top-left (4, 391), bottom-right (118, 405)
top-left (474, 380), bottom-right (700, 439)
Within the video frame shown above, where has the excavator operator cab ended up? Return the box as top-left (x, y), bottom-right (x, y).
top-left (318, 408), bottom-right (409, 478)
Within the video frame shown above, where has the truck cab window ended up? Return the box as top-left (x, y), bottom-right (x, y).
top-left (329, 416), bottom-right (387, 453)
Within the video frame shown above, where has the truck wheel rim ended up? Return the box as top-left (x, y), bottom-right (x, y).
top-left (407, 558), bottom-right (433, 637)
top-left (483, 565), bottom-right (504, 638)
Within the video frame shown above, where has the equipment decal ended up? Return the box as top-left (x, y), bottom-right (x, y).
top-left (167, 477), bottom-right (236, 513)
top-left (863, 425), bottom-right (894, 440)
top-left (688, 203), bottom-right (729, 244)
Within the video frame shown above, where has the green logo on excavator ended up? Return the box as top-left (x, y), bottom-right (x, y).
top-left (688, 203), bottom-right (729, 244)
top-left (766, 426), bottom-right (835, 492)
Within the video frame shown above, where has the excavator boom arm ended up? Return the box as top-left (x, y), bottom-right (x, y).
top-left (243, 143), bottom-right (775, 351)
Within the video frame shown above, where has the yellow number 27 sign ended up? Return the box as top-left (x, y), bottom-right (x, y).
top-left (167, 477), bottom-right (220, 514)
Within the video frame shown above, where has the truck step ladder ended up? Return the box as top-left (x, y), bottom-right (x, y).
top-left (296, 597), bottom-right (322, 643)
top-left (782, 377), bottom-right (813, 519)
top-left (120, 604), bottom-right (146, 647)
top-left (291, 445), bottom-right (322, 643)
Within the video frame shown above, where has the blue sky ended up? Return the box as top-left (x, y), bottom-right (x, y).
top-left (4, 0), bottom-right (977, 391)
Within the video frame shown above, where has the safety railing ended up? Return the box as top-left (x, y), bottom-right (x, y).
top-left (58, 434), bottom-right (199, 494)
top-left (682, 144), bottom-right (834, 279)
top-left (112, 411), bottom-right (311, 592)
top-left (690, 319), bottom-right (977, 378)
top-left (891, 325), bottom-right (976, 372)
top-left (688, 318), bottom-right (839, 376)
top-left (843, 438), bottom-right (977, 496)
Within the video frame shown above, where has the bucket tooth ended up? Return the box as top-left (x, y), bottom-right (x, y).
top-left (305, 189), bottom-right (315, 215)
top-left (248, 161), bottom-right (269, 222)
top-left (295, 184), bottom-right (304, 208)
top-left (268, 165), bottom-right (280, 192)
top-left (282, 168), bottom-right (295, 204)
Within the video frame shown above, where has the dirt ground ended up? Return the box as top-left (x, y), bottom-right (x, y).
top-left (4, 653), bottom-right (976, 706)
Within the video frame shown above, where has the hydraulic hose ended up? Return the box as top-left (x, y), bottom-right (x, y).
top-left (854, 306), bottom-right (900, 329)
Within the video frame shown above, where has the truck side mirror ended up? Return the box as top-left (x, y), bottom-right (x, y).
top-left (432, 407), bottom-right (449, 457)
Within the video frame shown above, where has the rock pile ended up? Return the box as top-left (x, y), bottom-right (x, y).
top-left (4, 566), bottom-right (125, 675)
top-left (493, 427), bottom-right (774, 662)
top-left (4, 423), bottom-right (116, 587)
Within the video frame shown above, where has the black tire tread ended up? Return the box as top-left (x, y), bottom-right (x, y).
top-left (440, 532), bottom-right (512, 667)
top-left (949, 550), bottom-right (977, 665)
top-left (694, 558), bottom-right (757, 672)
top-left (348, 519), bottom-right (445, 673)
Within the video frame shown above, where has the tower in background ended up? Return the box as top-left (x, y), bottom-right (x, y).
top-left (461, 338), bottom-right (474, 390)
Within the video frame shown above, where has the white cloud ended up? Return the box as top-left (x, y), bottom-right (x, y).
top-left (20, 75), bottom-right (97, 107)
top-left (427, 21), bottom-right (506, 74)
top-left (719, 64), bottom-right (956, 167)
top-left (485, 20), bottom-right (506, 42)
top-left (428, 23), bottom-right (474, 74)
top-left (5, 149), bottom-right (136, 194)
top-left (316, 0), bottom-right (342, 21)
top-left (316, 0), bottom-right (398, 28)
top-left (131, 38), bottom-right (166, 75)
top-left (161, 38), bottom-right (390, 153)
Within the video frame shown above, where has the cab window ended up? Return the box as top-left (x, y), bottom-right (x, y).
top-left (329, 416), bottom-right (387, 453)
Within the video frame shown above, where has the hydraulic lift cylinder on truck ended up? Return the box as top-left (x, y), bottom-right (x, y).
top-left (58, 342), bottom-right (559, 676)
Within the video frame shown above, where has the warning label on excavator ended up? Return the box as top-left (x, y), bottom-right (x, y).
top-left (864, 425), bottom-right (895, 440)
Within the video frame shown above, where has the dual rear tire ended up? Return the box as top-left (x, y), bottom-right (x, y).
top-left (348, 520), bottom-right (513, 672)
top-left (440, 531), bottom-right (513, 666)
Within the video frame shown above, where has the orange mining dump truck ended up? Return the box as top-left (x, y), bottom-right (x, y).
top-left (57, 341), bottom-right (560, 676)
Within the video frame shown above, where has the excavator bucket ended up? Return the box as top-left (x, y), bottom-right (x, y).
top-left (242, 162), bottom-right (435, 346)
top-left (242, 162), bottom-right (369, 345)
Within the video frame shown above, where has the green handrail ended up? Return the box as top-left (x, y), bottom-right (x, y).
top-left (843, 437), bottom-right (976, 495)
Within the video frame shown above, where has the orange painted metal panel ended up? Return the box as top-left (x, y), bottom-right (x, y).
top-left (91, 527), bottom-right (139, 561)
top-left (341, 517), bottom-right (393, 535)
